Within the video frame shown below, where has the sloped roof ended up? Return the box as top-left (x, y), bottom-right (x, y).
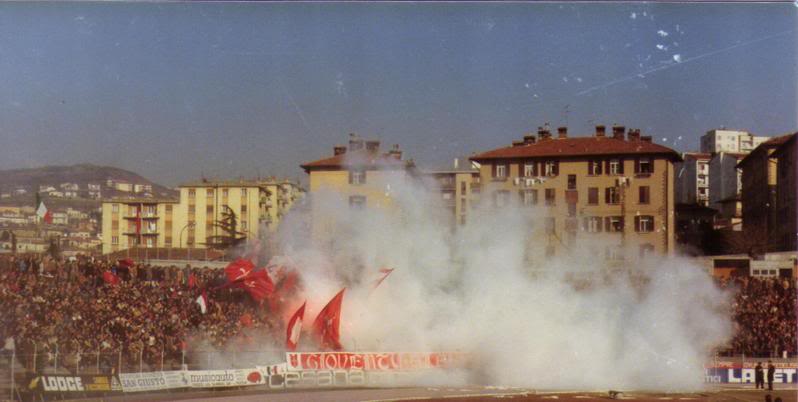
top-left (470, 136), bottom-right (680, 162)
top-left (300, 149), bottom-right (407, 172)
top-left (737, 134), bottom-right (795, 167)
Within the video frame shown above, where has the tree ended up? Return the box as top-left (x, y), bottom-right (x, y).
top-left (205, 206), bottom-right (247, 251)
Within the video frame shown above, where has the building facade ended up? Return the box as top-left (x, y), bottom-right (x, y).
top-left (708, 152), bottom-right (746, 228)
top-left (675, 152), bottom-right (711, 206)
top-left (420, 158), bottom-right (481, 227)
top-left (300, 134), bottom-right (413, 239)
top-left (737, 135), bottom-right (791, 252)
top-left (101, 179), bottom-right (304, 254)
top-left (700, 129), bottom-right (769, 154)
top-left (470, 125), bottom-right (680, 260)
top-left (770, 133), bottom-right (797, 252)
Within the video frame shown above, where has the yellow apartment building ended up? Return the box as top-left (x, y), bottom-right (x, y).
top-left (470, 124), bottom-right (680, 261)
top-left (300, 134), bottom-right (413, 239)
top-left (101, 179), bottom-right (304, 254)
top-left (421, 159), bottom-right (481, 227)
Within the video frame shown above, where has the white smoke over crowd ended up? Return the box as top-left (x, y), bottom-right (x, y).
top-left (266, 169), bottom-right (732, 391)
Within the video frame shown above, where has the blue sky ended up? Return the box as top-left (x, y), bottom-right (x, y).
top-left (0, 2), bottom-right (795, 186)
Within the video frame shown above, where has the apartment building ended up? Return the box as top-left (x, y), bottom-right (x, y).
top-left (421, 158), bottom-right (481, 227)
top-left (101, 197), bottom-right (179, 254)
top-left (737, 135), bottom-right (791, 251)
top-left (101, 179), bottom-right (304, 254)
top-left (772, 133), bottom-right (798, 252)
top-left (470, 125), bottom-right (680, 260)
top-left (708, 152), bottom-right (746, 229)
top-left (701, 129), bottom-right (769, 154)
top-left (300, 134), bottom-right (413, 239)
top-left (675, 152), bottom-right (711, 206)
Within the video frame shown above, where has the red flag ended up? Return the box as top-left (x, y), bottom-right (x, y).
top-left (225, 258), bottom-right (256, 283)
top-left (312, 288), bottom-right (345, 351)
top-left (238, 270), bottom-right (274, 302)
top-left (285, 301), bottom-right (306, 351)
top-left (118, 258), bottom-right (134, 268)
top-left (43, 210), bottom-right (53, 224)
top-left (187, 273), bottom-right (197, 288)
top-left (372, 267), bottom-right (394, 290)
top-left (102, 271), bottom-right (120, 286)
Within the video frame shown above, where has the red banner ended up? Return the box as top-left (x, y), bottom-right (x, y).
top-left (285, 352), bottom-right (468, 371)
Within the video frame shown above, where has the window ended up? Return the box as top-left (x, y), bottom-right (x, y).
top-left (545, 217), bottom-right (556, 235)
top-left (605, 187), bottom-right (620, 204)
top-left (609, 159), bottom-right (623, 175)
top-left (165, 238), bottom-right (172, 247)
top-left (349, 170), bottom-right (366, 185)
top-left (605, 246), bottom-right (624, 261)
top-left (460, 181), bottom-right (466, 194)
top-left (494, 164), bottom-right (507, 179)
top-left (241, 188), bottom-right (247, 197)
top-left (636, 157), bottom-right (653, 174)
top-left (349, 195), bottom-right (366, 209)
top-left (493, 190), bottom-right (510, 207)
top-left (522, 189), bottom-right (538, 206)
top-left (567, 174), bottom-right (576, 190)
top-left (206, 205), bottom-right (213, 214)
top-left (588, 160), bottom-right (603, 175)
top-left (188, 189), bottom-right (196, 198)
top-left (188, 205), bottom-right (195, 214)
top-left (639, 186), bottom-right (650, 204)
top-left (241, 204), bottom-right (247, 213)
top-left (639, 244), bottom-right (655, 258)
top-left (111, 204), bottom-right (119, 213)
top-left (584, 216), bottom-right (603, 233)
top-left (442, 192), bottom-right (453, 200)
top-left (111, 236), bottom-right (119, 245)
top-left (568, 203), bottom-right (576, 217)
top-left (523, 163), bottom-right (536, 177)
top-left (206, 189), bottom-right (214, 198)
top-left (635, 215), bottom-right (654, 233)
top-left (588, 188), bottom-right (599, 205)
top-left (545, 189), bottom-right (556, 206)
top-left (222, 189), bottom-right (229, 197)
top-left (241, 221), bottom-right (248, 231)
top-left (165, 205), bottom-right (172, 213)
top-left (605, 216), bottom-right (624, 232)
top-left (544, 161), bottom-right (559, 176)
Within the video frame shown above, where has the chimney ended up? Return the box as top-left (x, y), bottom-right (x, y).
top-left (628, 129), bottom-right (641, 141)
top-left (595, 125), bottom-right (606, 138)
top-left (640, 135), bottom-right (652, 143)
top-left (512, 140), bottom-right (525, 147)
top-left (348, 133), bottom-right (364, 151)
top-left (538, 126), bottom-right (552, 141)
top-left (523, 133), bottom-right (537, 145)
top-left (612, 125), bottom-right (625, 140)
top-left (388, 144), bottom-right (402, 160)
top-left (365, 140), bottom-right (380, 152)
top-left (557, 126), bottom-right (568, 139)
top-left (333, 145), bottom-right (347, 155)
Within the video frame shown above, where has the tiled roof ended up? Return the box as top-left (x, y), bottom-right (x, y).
top-left (300, 149), bottom-right (406, 171)
top-left (470, 136), bottom-right (680, 161)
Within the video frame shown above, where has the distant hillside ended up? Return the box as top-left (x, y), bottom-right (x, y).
top-left (0, 164), bottom-right (176, 209)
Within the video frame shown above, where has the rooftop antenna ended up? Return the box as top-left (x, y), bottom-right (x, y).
top-left (562, 104), bottom-right (570, 126)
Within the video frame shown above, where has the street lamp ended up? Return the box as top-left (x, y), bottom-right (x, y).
top-left (178, 222), bottom-right (195, 249)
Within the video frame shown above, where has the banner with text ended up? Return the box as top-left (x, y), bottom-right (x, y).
top-left (285, 352), bottom-right (468, 371)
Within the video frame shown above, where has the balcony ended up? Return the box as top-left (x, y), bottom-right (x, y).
top-left (124, 213), bottom-right (158, 220)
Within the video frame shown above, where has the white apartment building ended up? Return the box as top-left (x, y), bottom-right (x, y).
top-left (700, 129), bottom-right (769, 154)
top-left (676, 152), bottom-right (711, 206)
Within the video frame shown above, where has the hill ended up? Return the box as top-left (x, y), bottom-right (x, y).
top-left (0, 163), bottom-right (176, 209)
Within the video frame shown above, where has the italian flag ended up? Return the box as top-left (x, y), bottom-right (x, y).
top-left (36, 201), bottom-right (52, 224)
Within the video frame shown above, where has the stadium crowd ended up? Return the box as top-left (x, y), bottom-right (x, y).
top-left (0, 254), bottom-right (289, 372)
top-left (0, 253), bottom-right (794, 373)
top-left (718, 275), bottom-right (797, 357)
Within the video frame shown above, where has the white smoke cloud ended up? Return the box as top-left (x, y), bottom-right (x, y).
top-left (270, 168), bottom-right (732, 391)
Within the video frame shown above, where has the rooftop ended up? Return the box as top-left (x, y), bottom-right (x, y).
top-left (301, 134), bottom-right (408, 172)
top-left (102, 197), bottom-right (179, 204)
top-left (470, 125), bottom-right (680, 162)
top-left (178, 178), bottom-right (299, 188)
top-left (737, 133), bottom-right (795, 167)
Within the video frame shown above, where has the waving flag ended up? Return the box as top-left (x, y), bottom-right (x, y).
top-left (238, 270), bottom-right (274, 302)
top-left (225, 258), bottom-right (256, 283)
top-left (373, 267), bottom-right (395, 290)
top-left (285, 301), bottom-right (306, 351)
top-left (188, 272), bottom-right (197, 288)
top-left (36, 201), bottom-right (52, 224)
top-left (196, 291), bottom-right (208, 314)
top-left (118, 258), bottom-right (134, 268)
top-left (312, 289), bottom-right (345, 351)
top-left (102, 271), bottom-right (120, 286)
